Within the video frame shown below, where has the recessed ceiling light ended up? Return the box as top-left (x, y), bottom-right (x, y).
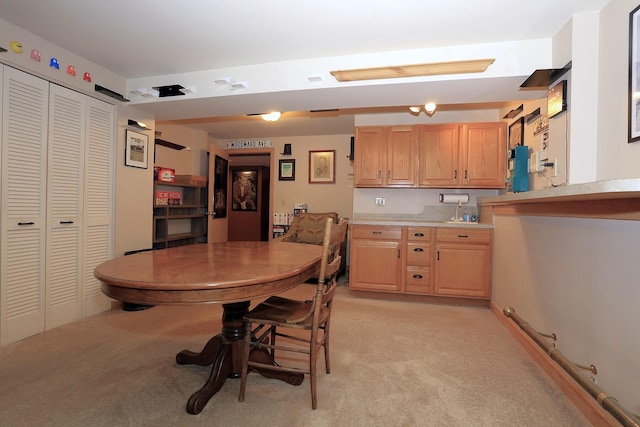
top-left (231, 81), bottom-right (248, 90)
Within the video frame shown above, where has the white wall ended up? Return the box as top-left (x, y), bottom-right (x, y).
top-left (155, 124), bottom-right (210, 176)
top-left (0, 18), bottom-right (125, 105)
top-left (491, 214), bottom-right (640, 412)
top-left (491, 1), bottom-right (640, 413)
top-left (114, 106), bottom-right (155, 256)
top-left (597, 0), bottom-right (640, 179)
top-left (215, 135), bottom-right (354, 219)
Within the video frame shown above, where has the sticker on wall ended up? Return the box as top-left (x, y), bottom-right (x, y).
top-left (30, 49), bottom-right (41, 61)
top-left (67, 65), bottom-right (76, 76)
top-left (9, 41), bottom-right (23, 54)
top-left (49, 57), bottom-right (59, 69)
top-left (83, 72), bottom-right (92, 82)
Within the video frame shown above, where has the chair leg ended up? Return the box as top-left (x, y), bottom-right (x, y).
top-left (323, 319), bottom-right (331, 374)
top-left (238, 321), bottom-right (252, 402)
top-left (310, 330), bottom-right (318, 410)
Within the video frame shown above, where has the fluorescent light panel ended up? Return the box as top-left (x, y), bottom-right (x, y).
top-left (330, 58), bottom-right (495, 82)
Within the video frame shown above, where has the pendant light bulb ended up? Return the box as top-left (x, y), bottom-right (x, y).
top-left (424, 102), bottom-right (437, 115)
top-left (261, 112), bottom-right (282, 122)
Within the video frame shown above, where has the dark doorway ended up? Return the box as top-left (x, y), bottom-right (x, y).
top-left (227, 154), bottom-right (271, 241)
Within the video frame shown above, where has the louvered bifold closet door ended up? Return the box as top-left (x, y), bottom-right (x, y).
top-left (45, 84), bottom-right (86, 330)
top-left (0, 66), bottom-right (49, 346)
top-left (83, 97), bottom-right (114, 316)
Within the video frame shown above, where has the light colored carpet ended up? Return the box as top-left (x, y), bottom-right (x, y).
top-left (0, 283), bottom-right (590, 426)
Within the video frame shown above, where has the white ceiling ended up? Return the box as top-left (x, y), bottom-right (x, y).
top-left (0, 0), bottom-right (610, 139)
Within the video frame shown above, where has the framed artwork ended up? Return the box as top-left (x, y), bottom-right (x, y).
top-left (629, 4), bottom-right (640, 142)
top-left (231, 169), bottom-right (257, 211)
top-left (308, 150), bottom-right (335, 184)
top-left (279, 159), bottom-right (295, 181)
top-left (508, 117), bottom-right (524, 149)
top-left (125, 129), bottom-right (149, 168)
top-left (213, 155), bottom-right (228, 219)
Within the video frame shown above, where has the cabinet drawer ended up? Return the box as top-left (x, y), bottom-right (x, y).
top-left (351, 225), bottom-right (402, 240)
top-left (406, 267), bottom-right (430, 294)
top-left (407, 227), bottom-right (432, 242)
top-left (436, 228), bottom-right (492, 244)
top-left (406, 243), bottom-right (430, 266)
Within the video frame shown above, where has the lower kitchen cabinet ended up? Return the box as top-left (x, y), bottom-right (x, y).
top-left (404, 226), bottom-right (433, 295)
top-left (349, 224), bottom-right (493, 301)
top-left (349, 225), bottom-right (402, 292)
top-left (434, 228), bottom-right (492, 299)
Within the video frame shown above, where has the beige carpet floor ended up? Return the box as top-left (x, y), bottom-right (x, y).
top-left (0, 283), bottom-right (590, 427)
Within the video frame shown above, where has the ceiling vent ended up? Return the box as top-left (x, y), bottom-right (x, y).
top-left (152, 84), bottom-right (186, 97)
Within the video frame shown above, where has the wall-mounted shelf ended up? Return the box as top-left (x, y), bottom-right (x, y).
top-left (155, 138), bottom-right (186, 150)
top-left (520, 61), bottom-right (572, 89)
top-left (524, 108), bottom-right (541, 124)
top-left (503, 104), bottom-right (523, 119)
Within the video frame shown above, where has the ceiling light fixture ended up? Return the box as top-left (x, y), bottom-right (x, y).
top-left (409, 102), bottom-right (437, 117)
top-left (261, 112), bottom-right (282, 122)
top-left (330, 58), bottom-right (495, 82)
top-left (230, 81), bottom-right (248, 90)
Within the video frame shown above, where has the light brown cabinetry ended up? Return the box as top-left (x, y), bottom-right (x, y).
top-left (434, 228), bottom-right (492, 299)
top-left (349, 225), bottom-right (403, 292)
top-left (417, 122), bottom-right (506, 189)
top-left (153, 181), bottom-right (208, 249)
top-left (461, 122), bottom-right (507, 188)
top-left (355, 122), bottom-right (506, 189)
top-left (349, 224), bottom-right (493, 301)
top-left (405, 227), bottom-right (434, 295)
top-left (354, 126), bottom-right (416, 187)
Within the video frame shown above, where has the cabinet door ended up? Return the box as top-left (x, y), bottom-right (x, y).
top-left (1, 66), bottom-right (49, 345)
top-left (417, 124), bottom-right (460, 187)
top-left (83, 97), bottom-right (114, 316)
top-left (460, 122), bottom-right (506, 188)
top-left (434, 243), bottom-right (491, 299)
top-left (349, 239), bottom-right (402, 292)
top-left (354, 127), bottom-right (385, 187)
top-left (46, 84), bottom-right (85, 330)
top-left (386, 126), bottom-right (416, 187)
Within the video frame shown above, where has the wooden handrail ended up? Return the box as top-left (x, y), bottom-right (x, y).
top-left (503, 306), bottom-right (640, 427)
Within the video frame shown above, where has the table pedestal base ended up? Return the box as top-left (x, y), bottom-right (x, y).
top-left (176, 301), bottom-right (303, 414)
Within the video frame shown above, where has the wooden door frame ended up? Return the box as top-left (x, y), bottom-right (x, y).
top-left (226, 147), bottom-right (275, 240)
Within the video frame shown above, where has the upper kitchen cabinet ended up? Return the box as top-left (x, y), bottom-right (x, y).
top-left (417, 124), bottom-right (460, 187)
top-left (418, 122), bottom-right (506, 189)
top-left (354, 126), bottom-right (416, 188)
top-left (460, 122), bottom-right (506, 188)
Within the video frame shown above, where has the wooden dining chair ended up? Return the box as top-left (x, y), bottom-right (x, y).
top-left (239, 217), bottom-right (343, 410)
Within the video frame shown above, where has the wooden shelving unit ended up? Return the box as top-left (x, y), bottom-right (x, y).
top-left (153, 181), bottom-right (207, 249)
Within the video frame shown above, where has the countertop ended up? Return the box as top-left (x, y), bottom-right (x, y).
top-left (477, 178), bottom-right (640, 221)
top-left (478, 178), bottom-right (640, 205)
top-left (349, 217), bottom-right (494, 229)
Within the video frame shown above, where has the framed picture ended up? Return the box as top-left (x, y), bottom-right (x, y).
top-left (125, 129), bottom-right (149, 168)
top-left (213, 155), bottom-right (228, 219)
top-left (629, 5), bottom-right (640, 142)
top-left (309, 150), bottom-right (335, 184)
top-left (279, 159), bottom-right (295, 181)
top-left (508, 117), bottom-right (524, 149)
top-left (231, 169), bottom-right (257, 211)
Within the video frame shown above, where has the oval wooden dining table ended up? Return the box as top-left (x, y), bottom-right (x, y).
top-left (94, 241), bottom-right (323, 415)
